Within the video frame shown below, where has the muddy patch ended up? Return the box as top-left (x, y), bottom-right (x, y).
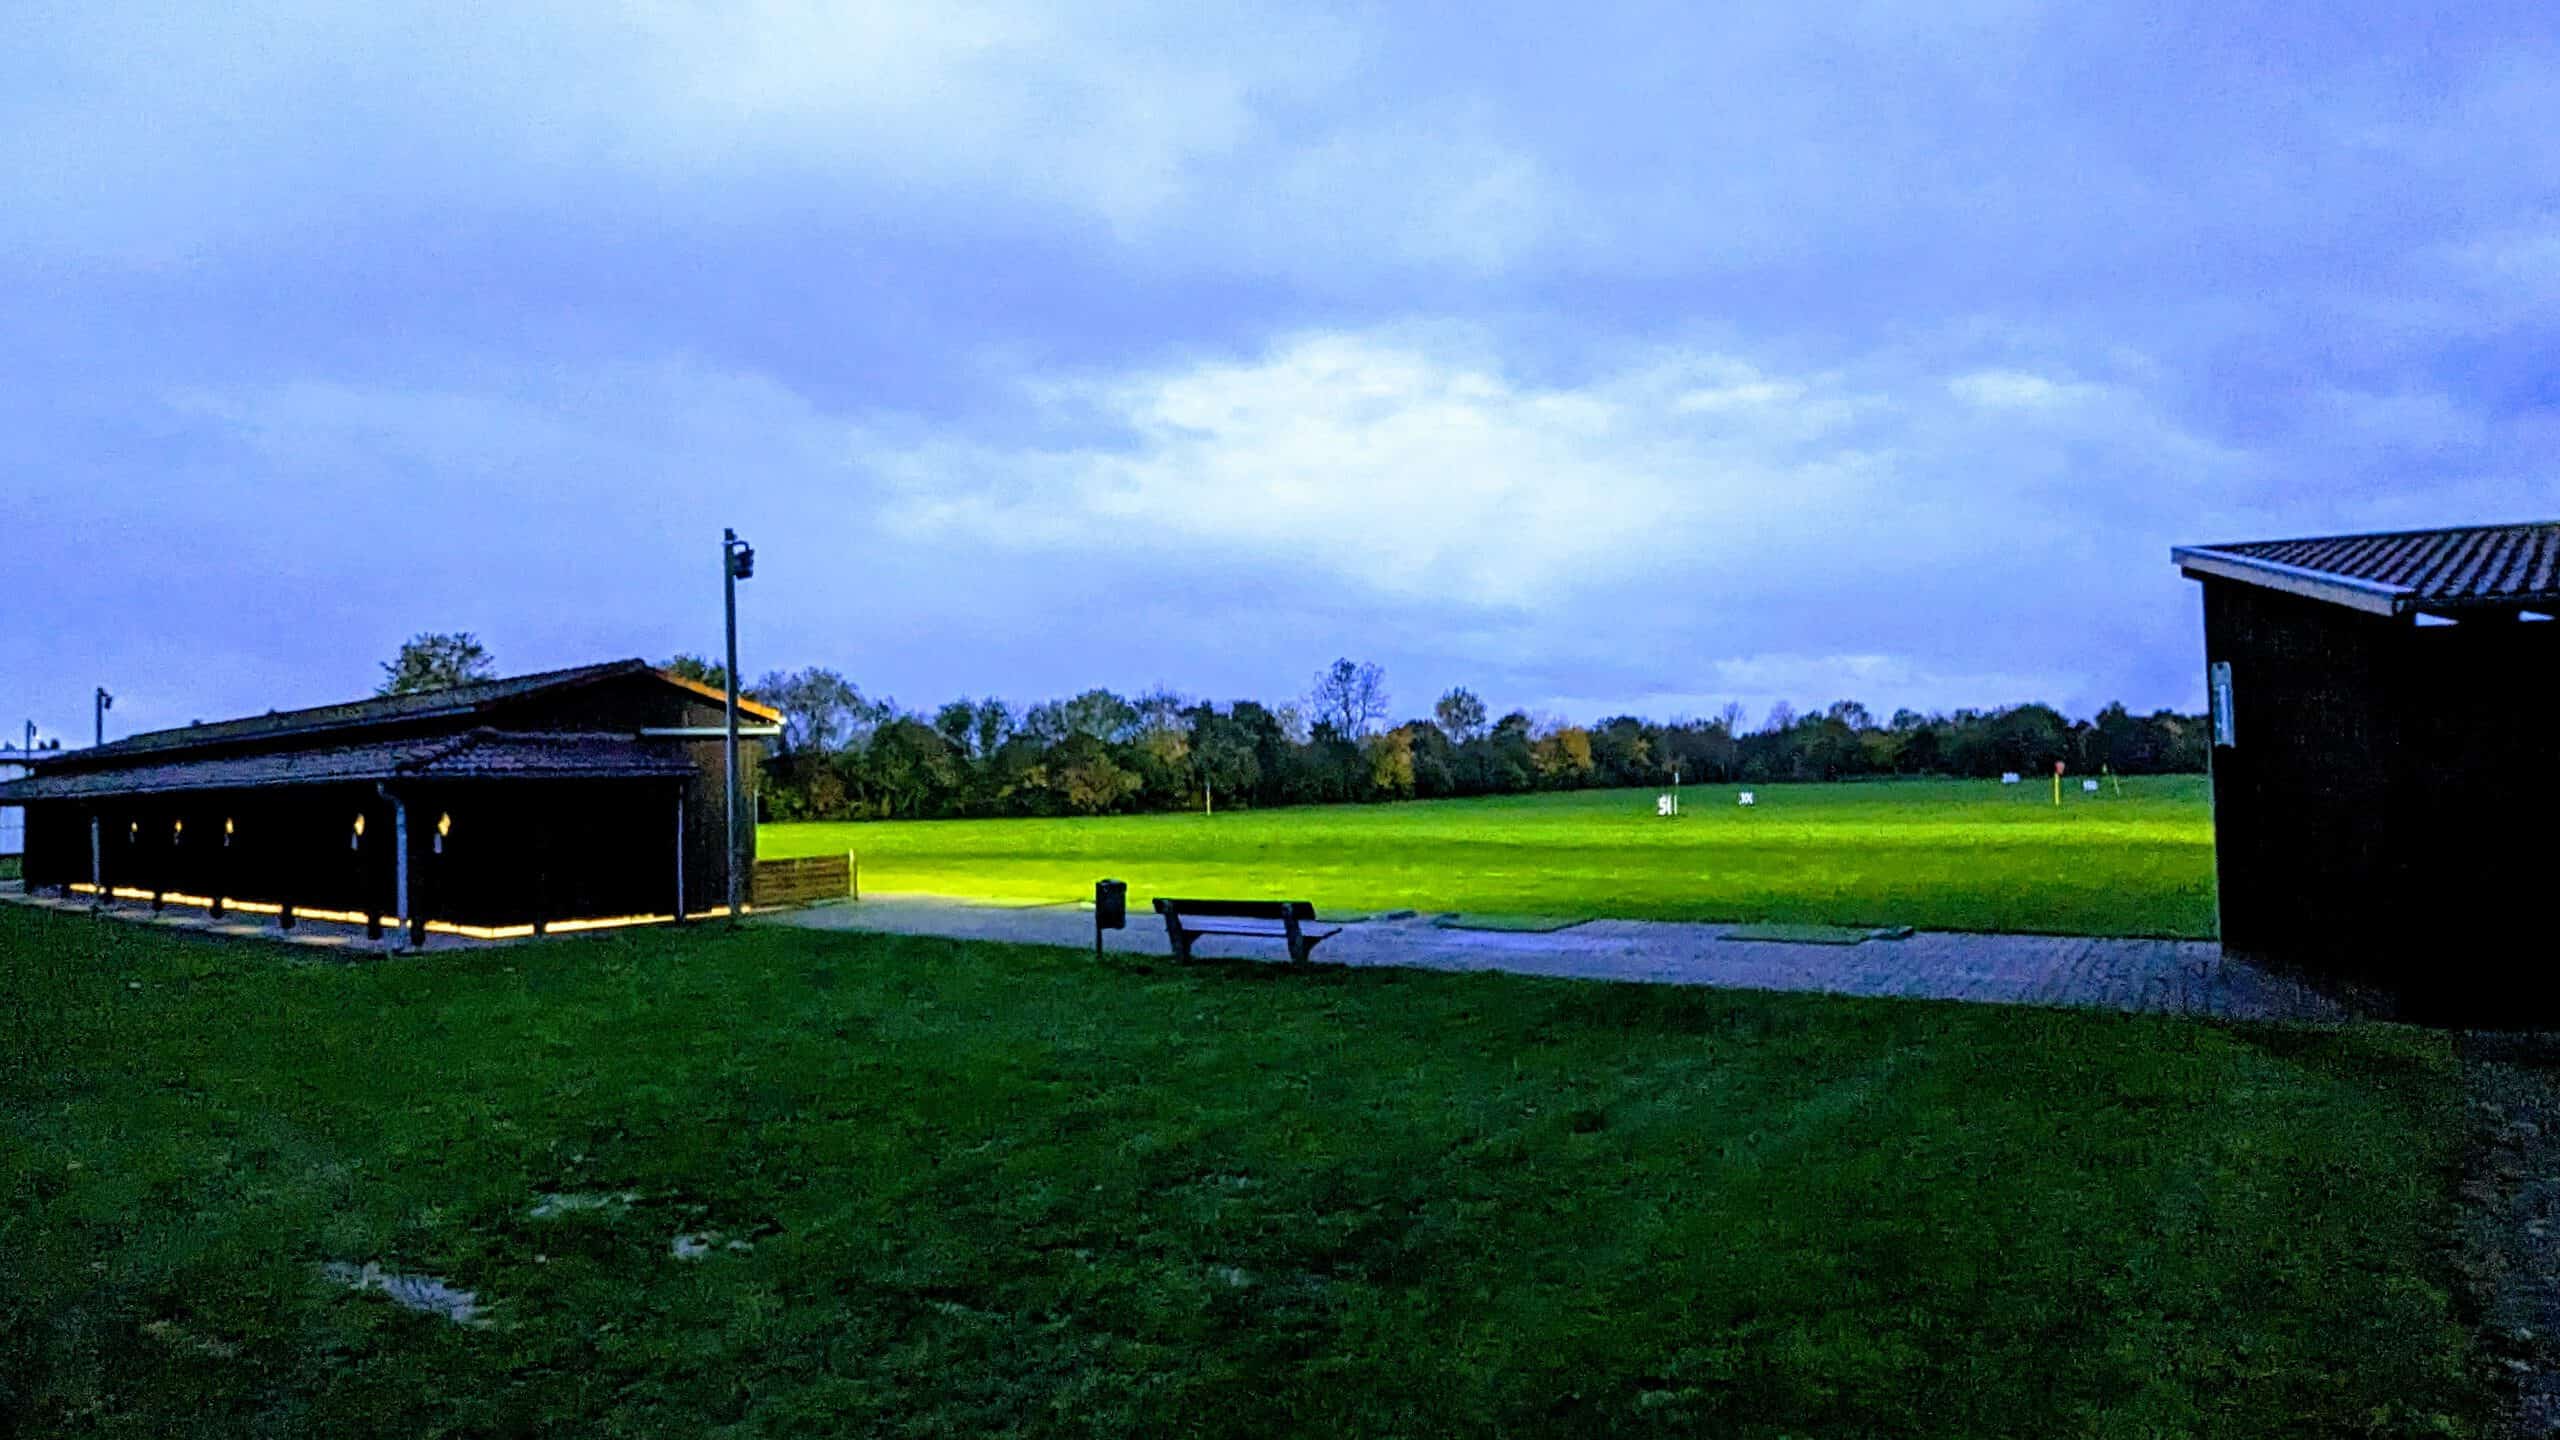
top-left (142, 1318), bottom-right (240, 1361)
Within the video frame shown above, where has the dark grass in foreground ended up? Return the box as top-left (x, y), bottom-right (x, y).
top-left (0, 908), bottom-right (2487, 1437)
top-left (763, 777), bottom-right (2218, 939)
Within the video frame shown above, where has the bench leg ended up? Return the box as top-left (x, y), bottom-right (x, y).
top-left (1162, 914), bottom-right (1194, 962)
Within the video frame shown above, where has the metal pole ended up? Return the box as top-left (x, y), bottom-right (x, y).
top-left (95, 688), bottom-right (111, 747)
top-left (723, 528), bottom-right (742, 920)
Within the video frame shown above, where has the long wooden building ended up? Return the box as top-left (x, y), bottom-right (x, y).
top-left (2173, 521), bottom-right (2560, 1016)
top-left (0, 660), bottom-right (781, 943)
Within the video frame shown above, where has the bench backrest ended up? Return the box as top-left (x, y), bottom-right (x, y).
top-left (1154, 898), bottom-right (1317, 922)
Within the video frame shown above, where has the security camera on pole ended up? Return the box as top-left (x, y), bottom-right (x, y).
top-left (722, 527), bottom-right (756, 920)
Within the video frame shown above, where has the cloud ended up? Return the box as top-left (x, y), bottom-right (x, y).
top-left (11, 1), bottom-right (2560, 739)
top-left (1948, 370), bottom-right (2105, 409)
top-left (0, 0), bottom-right (1559, 275)
top-left (97, 323), bottom-right (2256, 723)
top-left (854, 325), bottom-right (2262, 712)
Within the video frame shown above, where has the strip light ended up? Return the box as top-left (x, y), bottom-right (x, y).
top-left (63, 885), bottom-right (713, 939)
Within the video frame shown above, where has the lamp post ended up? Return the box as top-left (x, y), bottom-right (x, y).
top-left (722, 527), bottom-right (756, 919)
top-left (95, 688), bottom-right (112, 747)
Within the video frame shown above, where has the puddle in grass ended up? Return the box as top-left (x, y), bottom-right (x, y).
top-left (530, 1191), bottom-right (639, 1219)
top-left (321, 1261), bottom-right (488, 1326)
top-left (671, 1231), bottom-right (756, 1260)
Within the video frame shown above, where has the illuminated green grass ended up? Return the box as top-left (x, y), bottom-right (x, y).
top-left (764, 778), bottom-right (2218, 939)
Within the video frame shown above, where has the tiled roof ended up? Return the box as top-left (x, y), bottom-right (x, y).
top-left (0, 730), bottom-right (691, 803)
top-left (51, 660), bottom-right (780, 768)
top-left (2173, 521), bottom-right (2560, 616)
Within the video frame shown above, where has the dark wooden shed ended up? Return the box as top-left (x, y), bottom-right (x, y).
top-left (2173, 522), bottom-right (2560, 1015)
top-left (0, 660), bottom-right (781, 943)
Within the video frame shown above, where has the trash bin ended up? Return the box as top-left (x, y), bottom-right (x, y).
top-left (1094, 879), bottom-right (1127, 931)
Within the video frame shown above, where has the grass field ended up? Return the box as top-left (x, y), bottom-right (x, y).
top-left (0, 905), bottom-right (2488, 1436)
top-left (764, 777), bottom-right (2219, 939)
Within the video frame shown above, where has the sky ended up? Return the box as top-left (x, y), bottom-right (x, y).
top-left (6, 0), bottom-right (2558, 745)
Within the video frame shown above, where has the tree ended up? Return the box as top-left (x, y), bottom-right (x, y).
top-left (1188, 706), bottom-right (1262, 814)
top-left (970, 699), bottom-right (1016, 768)
top-left (1434, 687), bottom-right (1489, 743)
top-left (1366, 728), bottom-right (1417, 798)
top-left (1589, 715), bottom-right (1655, 785)
top-left (1129, 700), bottom-right (1195, 810)
top-left (1532, 725), bottom-right (1596, 788)
top-left (1060, 688), bottom-right (1139, 743)
top-left (664, 653), bottom-right (728, 692)
top-left (933, 699), bottom-right (982, 758)
top-left (1310, 658), bottom-right (1390, 736)
top-left (1047, 734), bottom-right (1140, 814)
top-left (752, 669), bottom-right (874, 754)
top-left (1482, 711), bottom-right (1538, 793)
top-left (861, 717), bottom-right (962, 818)
top-left (1403, 720), bottom-right (1459, 797)
top-left (378, 632), bottom-right (495, 696)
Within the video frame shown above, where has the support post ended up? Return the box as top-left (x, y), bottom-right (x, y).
top-left (389, 788), bottom-right (415, 949)
top-left (673, 785), bottom-right (688, 922)
top-left (533, 810), bottom-right (550, 938)
top-left (88, 814), bottom-right (102, 911)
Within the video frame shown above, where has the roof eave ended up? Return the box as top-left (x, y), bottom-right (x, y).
top-left (655, 669), bottom-right (785, 723)
top-left (2171, 546), bottom-right (2413, 617)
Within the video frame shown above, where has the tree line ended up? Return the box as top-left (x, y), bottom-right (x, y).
top-left (660, 655), bottom-right (2210, 822)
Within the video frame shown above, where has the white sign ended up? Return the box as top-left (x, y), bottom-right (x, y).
top-left (2210, 661), bottom-right (2237, 748)
top-left (2000, 772), bottom-right (2021, 785)
top-left (1738, 791), bottom-right (1756, 807)
top-left (1656, 794), bottom-right (1676, 817)
top-left (2083, 779), bottom-right (2101, 793)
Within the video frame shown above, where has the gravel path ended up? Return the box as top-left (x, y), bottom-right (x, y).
top-left (768, 894), bottom-right (2346, 1024)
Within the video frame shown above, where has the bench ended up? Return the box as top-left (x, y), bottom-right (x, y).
top-left (1153, 898), bottom-right (1341, 964)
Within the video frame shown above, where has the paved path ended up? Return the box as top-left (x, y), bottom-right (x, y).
top-left (3, 880), bottom-right (2344, 1025)
top-left (768, 894), bottom-right (2347, 1024)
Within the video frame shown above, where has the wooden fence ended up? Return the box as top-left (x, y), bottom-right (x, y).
top-left (751, 852), bottom-right (856, 908)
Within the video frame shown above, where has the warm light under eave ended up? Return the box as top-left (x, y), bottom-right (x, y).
top-left (63, 886), bottom-right (708, 939)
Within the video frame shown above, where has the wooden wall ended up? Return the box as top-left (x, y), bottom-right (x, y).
top-left (492, 674), bottom-right (762, 915)
top-left (2203, 580), bottom-right (2406, 966)
top-left (2203, 579), bottom-right (2560, 1017)
top-left (22, 779), bottom-right (691, 931)
top-left (2391, 617), bottom-right (2560, 1016)
top-left (752, 853), bottom-right (854, 908)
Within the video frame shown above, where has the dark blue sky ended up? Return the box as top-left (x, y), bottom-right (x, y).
top-left (7, 1), bottom-right (2557, 742)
